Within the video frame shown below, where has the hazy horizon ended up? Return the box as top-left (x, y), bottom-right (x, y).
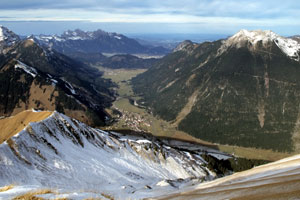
top-left (0, 21), bottom-right (230, 43)
top-left (0, 21), bottom-right (298, 38)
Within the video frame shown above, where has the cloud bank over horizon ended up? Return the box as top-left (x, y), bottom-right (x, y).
top-left (1, 0), bottom-right (299, 35)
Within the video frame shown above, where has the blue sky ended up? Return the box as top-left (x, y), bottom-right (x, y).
top-left (0, 0), bottom-right (299, 36)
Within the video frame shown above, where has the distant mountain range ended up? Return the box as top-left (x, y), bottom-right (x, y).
top-left (0, 26), bottom-right (115, 126)
top-left (291, 35), bottom-right (300, 43)
top-left (132, 29), bottom-right (300, 152)
top-left (31, 28), bottom-right (167, 68)
top-left (129, 33), bottom-right (229, 50)
top-left (33, 29), bottom-right (170, 55)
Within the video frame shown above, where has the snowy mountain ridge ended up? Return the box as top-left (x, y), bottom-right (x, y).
top-left (0, 111), bottom-right (231, 199)
top-left (62, 29), bottom-right (124, 41)
top-left (0, 26), bottom-right (19, 43)
top-left (34, 29), bottom-right (130, 46)
top-left (34, 30), bottom-right (104, 42)
top-left (31, 28), bottom-right (169, 55)
top-left (0, 26), bottom-right (20, 52)
top-left (218, 29), bottom-right (300, 61)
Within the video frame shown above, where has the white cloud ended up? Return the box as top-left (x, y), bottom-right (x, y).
top-left (0, 8), bottom-right (299, 26)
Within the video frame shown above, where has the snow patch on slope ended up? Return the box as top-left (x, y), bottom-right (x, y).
top-left (14, 61), bottom-right (37, 78)
top-left (114, 35), bottom-right (122, 40)
top-left (64, 81), bottom-right (76, 94)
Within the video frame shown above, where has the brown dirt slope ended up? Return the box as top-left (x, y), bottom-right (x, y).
top-left (0, 110), bottom-right (52, 144)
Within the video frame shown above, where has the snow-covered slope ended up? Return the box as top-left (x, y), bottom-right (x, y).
top-left (14, 60), bottom-right (37, 78)
top-left (154, 154), bottom-right (300, 200)
top-left (0, 111), bottom-right (230, 200)
top-left (218, 29), bottom-right (300, 61)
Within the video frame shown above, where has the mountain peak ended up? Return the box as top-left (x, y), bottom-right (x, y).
top-left (173, 40), bottom-right (195, 53)
top-left (230, 29), bottom-right (278, 44)
top-left (61, 29), bottom-right (90, 40)
top-left (218, 29), bottom-right (300, 61)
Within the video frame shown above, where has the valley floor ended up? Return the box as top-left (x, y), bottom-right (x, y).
top-left (99, 67), bottom-right (214, 145)
top-left (98, 66), bottom-right (294, 161)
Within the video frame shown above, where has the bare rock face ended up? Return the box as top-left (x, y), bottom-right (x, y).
top-left (132, 29), bottom-right (300, 152)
